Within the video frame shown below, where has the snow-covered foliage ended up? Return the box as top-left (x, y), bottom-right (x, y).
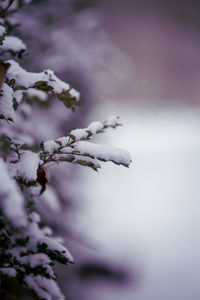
top-left (42, 116), bottom-right (131, 170)
top-left (0, 1), bottom-right (131, 299)
top-left (0, 158), bottom-right (27, 227)
top-left (0, 36), bottom-right (26, 53)
top-left (0, 58), bottom-right (80, 122)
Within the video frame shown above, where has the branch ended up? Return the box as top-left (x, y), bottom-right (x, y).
top-left (0, 0), bottom-right (15, 18)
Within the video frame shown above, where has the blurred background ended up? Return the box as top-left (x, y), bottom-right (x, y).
top-left (16, 0), bottom-right (200, 299)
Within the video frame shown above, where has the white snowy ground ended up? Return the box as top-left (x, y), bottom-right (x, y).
top-left (69, 105), bottom-right (200, 300)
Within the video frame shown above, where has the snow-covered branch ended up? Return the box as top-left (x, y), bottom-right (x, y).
top-left (41, 116), bottom-right (131, 170)
top-left (0, 2), bottom-right (132, 299)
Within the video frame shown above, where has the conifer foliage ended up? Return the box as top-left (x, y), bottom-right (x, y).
top-left (0, 1), bottom-right (131, 299)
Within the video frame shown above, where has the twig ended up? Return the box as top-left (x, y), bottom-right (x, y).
top-left (0, 0), bottom-right (15, 18)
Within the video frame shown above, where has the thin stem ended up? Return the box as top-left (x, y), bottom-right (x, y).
top-left (0, 0), bottom-right (15, 18)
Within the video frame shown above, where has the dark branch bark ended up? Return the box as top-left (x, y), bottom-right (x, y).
top-left (0, 0), bottom-right (15, 18)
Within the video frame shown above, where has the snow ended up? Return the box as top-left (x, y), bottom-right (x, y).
top-left (11, 151), bottom-right (40, 182)
top-left (69, 87), bottom-right (80, 99)
top-left (42, 116), bottom-right (123, 159)
top-left (0, 82), bottom-right (25, 121)
top-left (70, 116), bottom-right (120, 140)
top-left (0, 59), bottom-right (79, 123)
top-left (14, 89), bottom-right (23, 104)
top-left (6, 60), bottom-right (80, 100)
top-left (20, 102), bottom-right (32, 117)
top-left (7, 247), bottom-right (54, 278)
top-left (74, 141), bottom-right (132, 167)
top-left (42, 116), bottom-right (124, 162)
top-left (56, 136), bottom-right (70, 146)
top-left (104, 115), bottom-right (120, 127)
top-left (0, 83), bottom-right (15, 120)
top-left (41, 235), bottom-right (73, 263)
top-left (0, 158), bottom-right (27, 227)
top-left (24, 275), bottom-right (65, 300)
top-left (29, 212), bottom-right (41, 223)
top-left (88, 121), bottom-right (104, 134)
top-left (25, 221), bottom-right (73, 263)
top-left (26, 88), bottom-right (48, 101)
top-left (75, 107), bottom-right (200, 300)
top-left (38, 187), bottom-right (61, 212)
top-left (79, 156), bottom-right (101, 169)
top-left (18, 253), bottom-right (51, 268)
top-left (70, 128), bottom-right (88, 140)
top-left (53, 153), bottom-right (101, 170)
top-left (0, 267), bottom-right (17, 277)
top-left (43, 140), bottom-right (60, 154)
top-left (0, 25), bottom-right (6, 36)
top-left (0, 36), bottom-right (26, 52)
top-left (41, 226), bottom-right (53, 236)
top-left (58, 148), bottom-right (74, 154)
top-left (41, 116), bottom-right (131, 171)
top-left (16, 133), bottom-right (34, 145)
